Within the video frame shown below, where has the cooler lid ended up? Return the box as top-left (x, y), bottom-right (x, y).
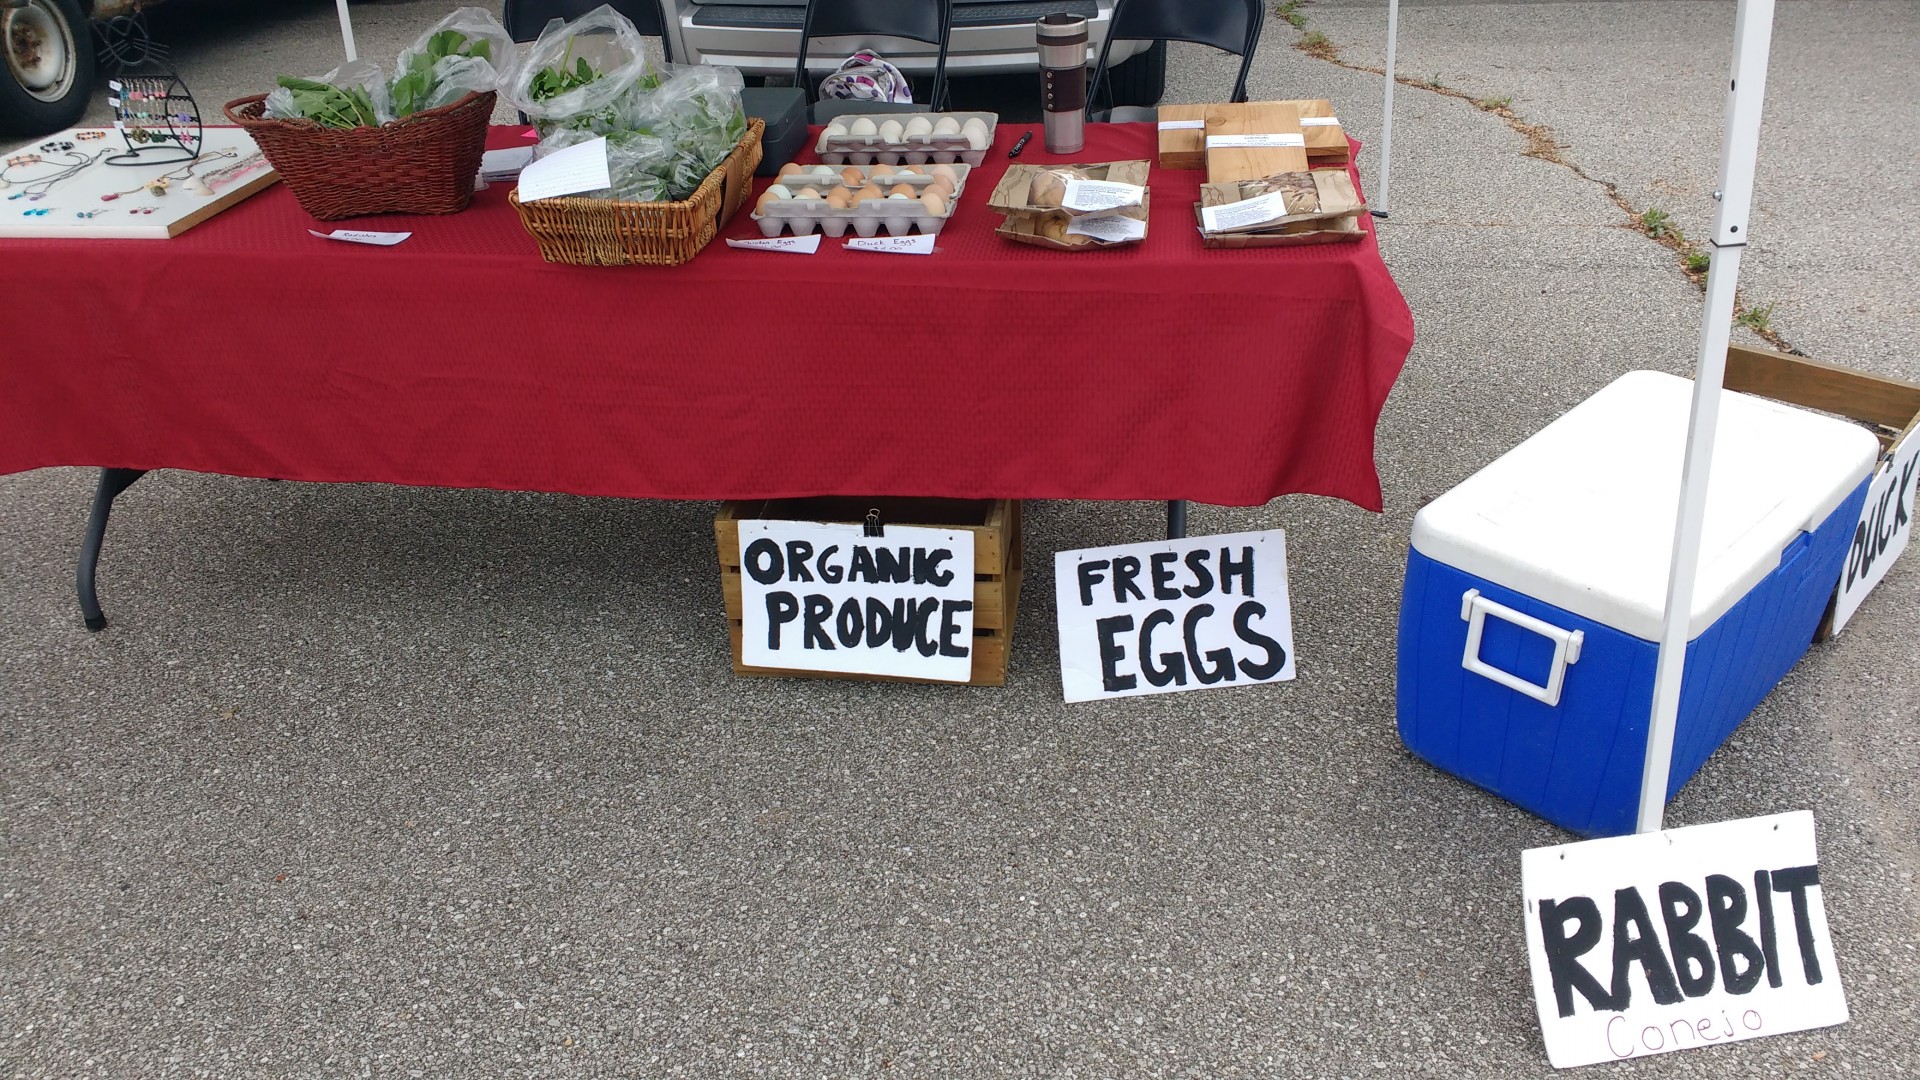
top-left (1410, 370), bottom-right (1879, 641)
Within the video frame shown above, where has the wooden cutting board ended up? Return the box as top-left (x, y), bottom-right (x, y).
top-left (1203, 102), bottom-right (1308, 183)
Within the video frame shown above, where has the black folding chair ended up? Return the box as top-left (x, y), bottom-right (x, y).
top-left (503, 0), bottom-right (673, 60)
top-left (795, 0), bottom-right (953, 120)
top-left (1087, 0), bottom-right (1264, 121)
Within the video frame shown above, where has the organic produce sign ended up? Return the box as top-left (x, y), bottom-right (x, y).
top-left (738, 519), bottom-right (975, 682)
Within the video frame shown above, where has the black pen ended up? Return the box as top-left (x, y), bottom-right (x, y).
top-left (1008, 130), bottom-right (1033, 158)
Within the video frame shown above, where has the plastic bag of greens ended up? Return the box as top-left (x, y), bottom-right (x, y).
top-left (265, 58), bottom-right (395, 128)
top-left (627, 64), bottom-right (746, 199)
top-left (503, 4), bottom-right (657, 136)
top-left (388, 7), bottom-right (516, 117)
top-left (532, 126), bottom-right (676, 203)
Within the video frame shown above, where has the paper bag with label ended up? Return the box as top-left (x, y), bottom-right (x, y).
top-left (988, 160), bottom-right (1150, 250)
top-left (1196, 170), bottom-right (1366, 248)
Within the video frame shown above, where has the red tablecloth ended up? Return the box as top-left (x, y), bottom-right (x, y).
top-left (0, 123), bottom-right (1412, 509)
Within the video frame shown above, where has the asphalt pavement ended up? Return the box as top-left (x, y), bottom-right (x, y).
top-left (3, 2), bottom-right (1917, 1078)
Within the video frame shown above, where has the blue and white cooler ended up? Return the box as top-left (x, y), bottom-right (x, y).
top-left (1397, 370), bottom-right (1879, 837)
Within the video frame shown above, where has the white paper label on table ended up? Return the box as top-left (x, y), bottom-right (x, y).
top-left (1830, 430), bottom-right (1918, 634)
top-left (1206, 133), bottom-right (1307, 149)
top-left (516, 137), bottom-right (611, 201)
top-left (309, 229), bottom-right (412, 246)
top-left (1299, 117), bottom-right (1342, 127)
top-left (1199, 192), bottom-right (1289, 234)
top-left (737, 519), bottom-right (976, 682)
top-left (1065, 214), bottom-right (1146, 242)
top-left (1061, 178), bottom-right (1146, 213)
top-left (1156, 119), bottom-right (1205, 130)
top-left (726, 234), bottom-right (823, 254)
top-left (845, 234), bottom-right (936, 255)
top-left (1523, 811), bottom-right (1848, 1069)
top-left (1054, 530), bottom-right (1295, 703)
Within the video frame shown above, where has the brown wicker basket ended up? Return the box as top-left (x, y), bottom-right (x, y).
top-left (223, 90), bottom-right (496, 221)
top-left (508, 117), bottom-right (764, 267)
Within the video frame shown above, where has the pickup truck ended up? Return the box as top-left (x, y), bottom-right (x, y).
top-left (657, 0), bottom-right (1165, 106)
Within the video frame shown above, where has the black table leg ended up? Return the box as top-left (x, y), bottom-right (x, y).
top-left (78, 467), bottom-right (148, 632)
top-left (1166, 499), bottom-right (1188, 540)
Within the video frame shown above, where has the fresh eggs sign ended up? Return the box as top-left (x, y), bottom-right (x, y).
top-left (738, 519), bottom-right (976, 682)
top-left (1054, 530), bottom-right (1295, 702)
top-left (1522, 811), bottom-right (1847, 1069)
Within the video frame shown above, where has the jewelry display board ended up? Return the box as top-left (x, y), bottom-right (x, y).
top-left (0, 126), bottom-right (278, 239)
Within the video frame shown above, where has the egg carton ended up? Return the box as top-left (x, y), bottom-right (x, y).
top-left (814, 111), bottom-right (998, 166)
top-left (752, 163), bottom-right (972, 238)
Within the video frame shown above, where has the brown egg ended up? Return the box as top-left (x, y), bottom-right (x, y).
top-left (840, 166), bottom-right (866, 187)
top-left (826, 188), bottom-right (853, 209)
top-left (928, 175), bottom-right (956, 198)
top-left (888, 183), bottom-right (916, 198)
top-left (754, 190), bottom-right (783, 213)
top-left (778, 162), bottom-right (807, 180)
top-left (927, 164), bottom-right (958, 184)
top-left (918, 191), bottom-right (948, 216)
top-left (853, 183), bottom-right (884, 204)
top-left (793, 186), bottom-right (823, 200)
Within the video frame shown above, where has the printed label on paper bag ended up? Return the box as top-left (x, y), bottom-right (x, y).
top-left (1061, 178), bottom-right (1146, 213)
top-left (845, 234), bottom-right (936, 255)
top-left (1065, 215), bottom-right (1146, 242)
top-left (1200, 192), bottom-right (1289, 233)
top-left (725, 234), bottom-right (823, 254)
top-left (516, 137), bottom-right (611, 201)
top-left (1206, 133), bottom-right (1307, 149)
top-left (309, 229), bottom-right (413, 246)
top-left (1156, 119), bottom-right (1205, 130)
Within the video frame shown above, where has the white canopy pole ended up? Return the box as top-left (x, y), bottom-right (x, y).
top-left (336, 0), bottom-right (359, 62)
top-left (1374, 0), bottom-right (1399, 216)
top-left (1635, 0), bottom-right (1776, 834)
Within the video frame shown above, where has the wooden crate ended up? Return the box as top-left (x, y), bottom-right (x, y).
top-left (714, 497), bottom-right (1022, 686)
top-left (1724, 344), bottom-right (1920, 639)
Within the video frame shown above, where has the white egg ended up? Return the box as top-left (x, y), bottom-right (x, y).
top-left (764, 184), bottom-right (792, 200)
top-left (825, 119), bottom-right (850, 138)
top-left (932, 116), bottom-right (962, 136)
top-left (812, 164), bottom-right (837, 177)
top-left (879, 119), bottom-right (904, 143)
top-left (961, 118), bottom-right (991, 150)
top-left (850, 117), bottom-right (879, 138)
top-left (904, 116), bottom-right (934, 139)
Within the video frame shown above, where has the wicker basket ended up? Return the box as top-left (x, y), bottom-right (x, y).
top-left (222, 91), bottom-right (495, 221)
top-left (508, 118), bottom-right (764, 267)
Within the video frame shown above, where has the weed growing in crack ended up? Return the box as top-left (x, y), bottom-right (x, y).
top-left (1685, 251), bottom-right (1711, 274)
top-left (1639, 207), bottom-right (1673, 238)
top-left (1472, 96), bottom-right (1513, 112)
top-left (1297, 31), bottom-right (1339, 60)
top-left (1275, 0), bottom-right (1308, 29)
top-left (1735, 303), bottom-right (1775, 334)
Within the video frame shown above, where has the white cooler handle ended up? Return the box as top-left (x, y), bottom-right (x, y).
top-left (1459, 589), bottom-right (1584, 707)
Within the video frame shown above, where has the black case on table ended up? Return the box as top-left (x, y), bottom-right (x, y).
top-left (742, 87), bottom-right (808, 176)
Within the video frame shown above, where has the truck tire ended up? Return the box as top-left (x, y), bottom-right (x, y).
top-left (1103, 39), bottom-right (1166, 109)
top-left (1, 0), bottom-right (94, 137)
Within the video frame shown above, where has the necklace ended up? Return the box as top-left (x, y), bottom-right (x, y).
top-left (98, 148), bottom-right (237, 202)
top-left (199, 150), bottom-right (267, 191)
top-left (0, 148), bottom-right (110, 201)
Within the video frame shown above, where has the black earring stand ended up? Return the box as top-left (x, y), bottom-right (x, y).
top-left (97, 14), bottom-right (201, 167)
